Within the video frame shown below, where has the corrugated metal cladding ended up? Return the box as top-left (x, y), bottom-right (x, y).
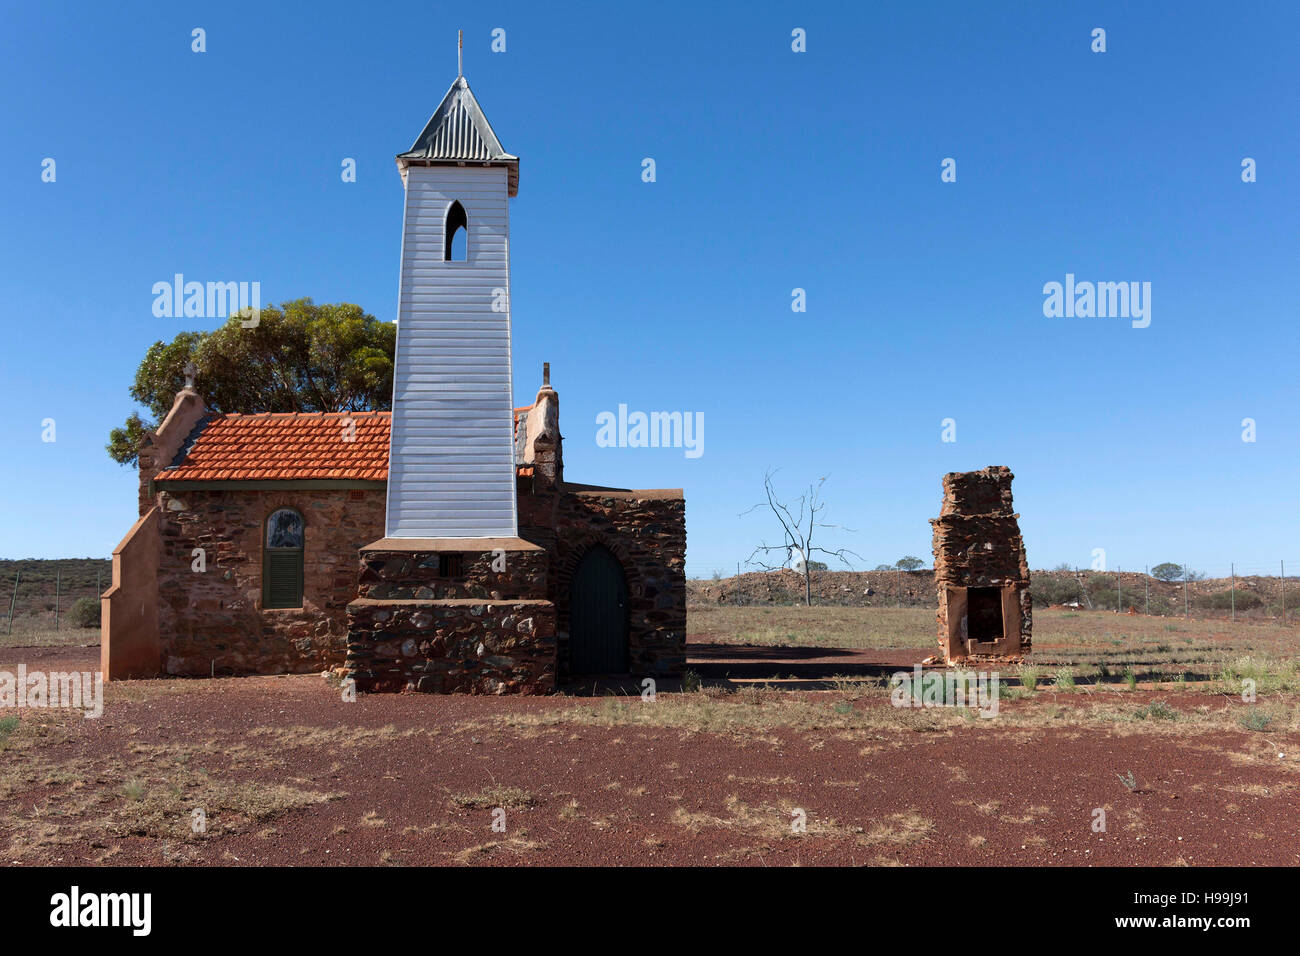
top-left (400, 76), bottom-right (516, 163)
top-left (385, 164), bottom-right (518, 538)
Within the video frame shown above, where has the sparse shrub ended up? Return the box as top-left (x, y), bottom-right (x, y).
top-left (1029, 575), bottom-right (1081, 606)
top-left (123, 779), bottom-right (146, 801)
top-left (1085, 576), bottom-right (1119, 610)
top-left (681, 670), bottom-right (702, 693)
top-left (830, 676), bottom-right (871, 699)
top-left (1214, 656), bottom-right (1298, 696)
top-left (68, 596), bottom-right (100, 628)
top-left (936, 671), bottom-right (986, 707)
top-left (1145, 595), bottom-right (1173, 615)
top-left (600, 698), bottom-right (630, 722)
top-left (1116, 770), bottom-right (1138, 792)
top-left (1195, 590), bottom-right (1263, 612)
top-left (1053, 668), bottom-right (1076, 691)
top-left (1137, 700), bottom-right (1178, 721)
top-left (1123, 667), bottom-right (1138, 691)
top-left (1240, 710), bottom-right (1272, 732)
top-left (1018, 665), bottom-right (1039, 693)
top-left (897, 672), bottom-right (977, 707)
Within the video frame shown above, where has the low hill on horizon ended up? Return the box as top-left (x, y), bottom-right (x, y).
top-left (689, 567), bottom-right (1298, 619)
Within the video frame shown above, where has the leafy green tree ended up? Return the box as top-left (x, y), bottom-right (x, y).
top-left (895, 556), bottom-right (925, 571)
top-left (107, 299), bottom-right (395, 465)
top-left (1151, 563), bottom-right (1185, 582)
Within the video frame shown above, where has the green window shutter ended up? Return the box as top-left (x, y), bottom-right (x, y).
top-left (264, 549), bottom-right (303, 609)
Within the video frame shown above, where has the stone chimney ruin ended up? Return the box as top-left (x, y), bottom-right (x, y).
top-left (929, 466), bottom-right (1031, 664)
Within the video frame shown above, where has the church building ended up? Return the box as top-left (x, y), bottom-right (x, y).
top-left (100, 70), bottom-right (687, 693)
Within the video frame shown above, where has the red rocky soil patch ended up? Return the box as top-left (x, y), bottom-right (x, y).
top-left (1, 646), bottom-right (1297, 867)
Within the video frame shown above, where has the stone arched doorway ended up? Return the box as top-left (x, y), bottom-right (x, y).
top-left (569, 545), bottom-right (629, 674)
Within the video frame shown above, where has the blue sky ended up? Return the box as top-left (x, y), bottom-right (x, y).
top-left (2, 0), bottom-right (1297, 579)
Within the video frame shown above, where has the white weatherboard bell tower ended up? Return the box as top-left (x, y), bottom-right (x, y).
top-left (386, 62), bottom-right (521, 539)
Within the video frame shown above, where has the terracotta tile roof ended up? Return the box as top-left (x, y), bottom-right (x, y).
top-left (158, 411), bottom-right (391, 482)
top-left (157, 409), bottom-right (537, 483)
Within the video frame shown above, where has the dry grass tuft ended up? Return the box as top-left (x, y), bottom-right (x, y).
top-left (449, 785), bottom-right (538, 810)
top-left (451, 832), bottom-right (545, 865)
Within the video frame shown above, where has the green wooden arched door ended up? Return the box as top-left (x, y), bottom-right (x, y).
top-left (569, 546), bottom-right (629, 674)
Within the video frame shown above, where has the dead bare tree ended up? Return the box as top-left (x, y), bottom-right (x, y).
top-left (740, 470), bottom-right (861, 606)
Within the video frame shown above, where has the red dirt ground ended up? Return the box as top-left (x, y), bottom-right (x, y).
top-left (2, 645), bottom-right (1297, 866)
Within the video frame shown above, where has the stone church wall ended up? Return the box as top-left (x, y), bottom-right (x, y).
top-left (520, 487), bottom-right (686, 680)
top-left (154, 486), bottom-right (384, 675)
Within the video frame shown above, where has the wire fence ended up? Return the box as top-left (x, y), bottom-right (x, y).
top-left (10, 557), bottom-right (1299, 636)
top-left (2, 561), bottom-right (112, 637)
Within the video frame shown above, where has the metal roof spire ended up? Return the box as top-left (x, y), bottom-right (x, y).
top-left (457, 29), bottom-right (463, 77)
top-left (396, 62), bottom-right (520, 194)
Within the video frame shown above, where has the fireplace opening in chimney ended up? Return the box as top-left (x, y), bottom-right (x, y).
top-left (967, 587), bottom-right (1004, 644)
